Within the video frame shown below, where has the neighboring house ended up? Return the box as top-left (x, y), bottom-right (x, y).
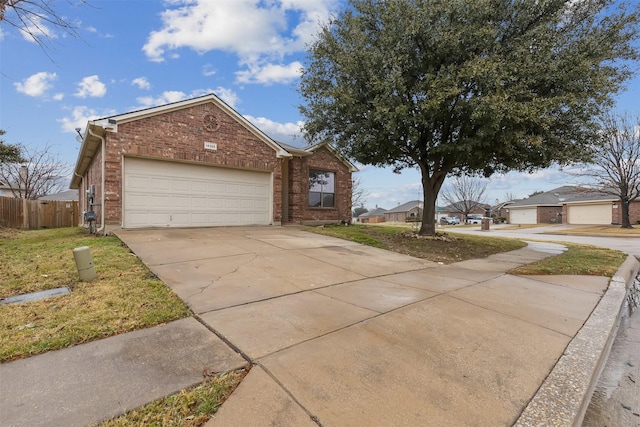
top-left (38, 190), bottom-right (79, 201)
top-left (358, 207), bottom-right (387, 223)
top-left (507, 186), bottom-right (583, 224)
top-left (561, 192), bottom-right (640, 225)
top-left (0, 181), bottom-right (16, 198)
top-left (384, 200), bottom-right (423, 222)
top-left (70, 93), bottom-right (357, 233)
top-left (0, 166), bottom-right (28, 198)
top-left (440, 201), bottom-right (489, 223)
top-left (490, 200), bottom-right (514, 222)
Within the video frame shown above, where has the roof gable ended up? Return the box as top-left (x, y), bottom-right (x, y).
top-left (307, 142), bottom-right (359, 172)
top-left (386, 200), bottom-right (423, 213)
top-left (359, 207), bottom-right (387, 217)
top-left (71, 93), bottom-right (291, 188)
top-left (92, 93), bottom-right (290, 158)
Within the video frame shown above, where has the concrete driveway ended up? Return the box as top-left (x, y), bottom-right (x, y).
top-left (116, 226), bottom-right (614, 426)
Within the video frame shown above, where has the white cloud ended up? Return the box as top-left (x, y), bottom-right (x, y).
top-left (75, 75), bottom-right (107, 98)
top-left (132, 77), bottom-right (151, 90)
top-left (244, 115), bottom-right (303, 145)
top-left (202, 64), bottom-right (216, 77)
top-left (21, 16), bottom-right (56, 43)
top-left (212, 87), bottom-right (239, 108)
top-left (14, 72), bottom-right (57, 97)
top-left (58, 106), bottom-right (102, 133)
top-left (136, 87), bottom-right (240, 109)
top-left (137, 90), bottom-right (188, 107)
top-left (236, 61), bottom-right (303, 84)
top-left (53, 93), bottom-right (64, 101)
top-left (142, 0), bottom-right (338, 84)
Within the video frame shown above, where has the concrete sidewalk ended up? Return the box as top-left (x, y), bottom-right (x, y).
top-left (1, 226), bottom-right (637, 426)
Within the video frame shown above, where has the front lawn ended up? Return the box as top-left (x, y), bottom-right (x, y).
top-left (0, 227), bottom-right (191, 362)
top-left (310, 224), bottom-right (627, 276)
top-left (310, 224), bottom-right (527, 264)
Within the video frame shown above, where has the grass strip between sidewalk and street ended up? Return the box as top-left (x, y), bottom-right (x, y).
top-left (509, 242), bottom-right (628, 277)
top-left (95, 368), bottom-right (249, 427)
top-left (309, 223), bottom-right (527, 264)
top-left (309, 224), bottom-right (627, 276)
top-left (0, 227), bottom-right (191, 363)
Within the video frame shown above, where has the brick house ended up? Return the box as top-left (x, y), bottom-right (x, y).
top-left (70, 94), bottom-right (357, 233)
top-left (561, 193), bottom-right (640, 225)
top-left (506, 186), bottom-right (576, 224)
top-left (384, 200), bottom-right (423, 222)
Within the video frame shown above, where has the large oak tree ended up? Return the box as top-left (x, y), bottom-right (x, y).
top-left (299, 0), bottom-right (640, 235)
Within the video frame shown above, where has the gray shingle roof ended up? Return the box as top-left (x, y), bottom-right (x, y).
top-left (508, 186), bottom-right (587, 207)
top-left (386, 200), bottom-right (422, 213)
top-left (38, 190), bottom-right (79, 201)
top-left (359, 207), bottom-right (388, 218)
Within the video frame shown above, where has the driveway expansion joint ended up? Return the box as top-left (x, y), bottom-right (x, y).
top-left (193, 315), bottom-right (253, 365)
top-left (257, 363), bottom-right (325, 427)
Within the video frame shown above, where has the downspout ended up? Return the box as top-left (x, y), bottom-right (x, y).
top-left (73, 172), bottom-right (84, 227)
top-left (87, 126), bottom-right (106, 235)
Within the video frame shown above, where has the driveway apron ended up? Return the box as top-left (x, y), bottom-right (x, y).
top-left (116, 226), bottom-right (611, 426)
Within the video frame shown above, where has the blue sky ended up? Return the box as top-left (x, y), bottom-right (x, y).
top-left (1, 0), bottom-right (638, 210)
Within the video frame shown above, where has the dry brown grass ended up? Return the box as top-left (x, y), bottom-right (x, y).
top-left (0, 227), bottom-right (191, 362)
top-left (544, 225), bottom-right (640, 236)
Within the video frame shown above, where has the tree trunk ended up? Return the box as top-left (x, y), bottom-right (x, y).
top-left (418, 171), bottom-right (446, 236)
top-left (621, 198), bottom-right (633, 228)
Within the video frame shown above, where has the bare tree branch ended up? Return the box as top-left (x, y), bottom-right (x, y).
top-left (503, 191), bottom-right (519, 203)
top-left (0, 0), bottom-right (89, 57)
top-left (0, 144), bottom-right (70, 199)
top-left (352, 176), bottom-right (368, 209)
top-left (571, 112), bottom-right (640, 228)
top-left (441, 176), bottom-right (489, 220)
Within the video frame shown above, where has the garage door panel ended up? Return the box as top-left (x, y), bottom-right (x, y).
top-left (172, 179), bottom-right (191, 192)
top-left (510, 208), bottom-right (537, 224)
top-left (568, 204), bottom-right (611, 225)
top-left (123, 158), bottom-right (271, 228)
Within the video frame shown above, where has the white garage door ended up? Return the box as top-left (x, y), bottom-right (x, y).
top-left (509, 208), bottom-right (537, 224)
top-left (567, 204), bottom-right (611, 225)
top-left (123, 157), bottom-right (271, 228)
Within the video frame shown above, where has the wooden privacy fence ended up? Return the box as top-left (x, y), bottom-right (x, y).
top-left (0, 197), bottom-right (79, 229)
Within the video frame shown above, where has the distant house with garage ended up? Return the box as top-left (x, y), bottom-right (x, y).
top-left (440, 201), bottom-right (490, 223)
top-left (506, 186), bottom-right (579, 224)
top-left (70, 93), bottom-right (357, 233)
top-left (358, 207), bottom-right (387, 223)
top-left (384, 200), bottom-right (423, 222)
top-left (561, 191), bottom-right (640, 225)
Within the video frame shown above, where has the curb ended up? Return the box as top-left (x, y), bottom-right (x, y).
top-left (514, 255), bottom-right (640, 427)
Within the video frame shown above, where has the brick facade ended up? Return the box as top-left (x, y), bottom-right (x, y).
top-left (612, 200), bottom-right (640, 225)
top-left (287, 146), bottom-right (353, 224)
top-left (73, 96), bottom-right (353, 230)
top-left (537, 206), bottom-right (563, 223)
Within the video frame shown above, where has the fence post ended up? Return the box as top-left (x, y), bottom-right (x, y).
top-left (22, 198), bottom-right (28, 229)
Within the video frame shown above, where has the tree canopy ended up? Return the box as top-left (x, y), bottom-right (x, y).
top-left (0, 130), bottom-right (24, 164)
top-left (299, 0), bottom-right (640, 235)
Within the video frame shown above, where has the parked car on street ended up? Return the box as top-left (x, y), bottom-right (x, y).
top-left (466, 214), bottom-right (484, 224)
top-left (440, 216), bottom-right (460, 225)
